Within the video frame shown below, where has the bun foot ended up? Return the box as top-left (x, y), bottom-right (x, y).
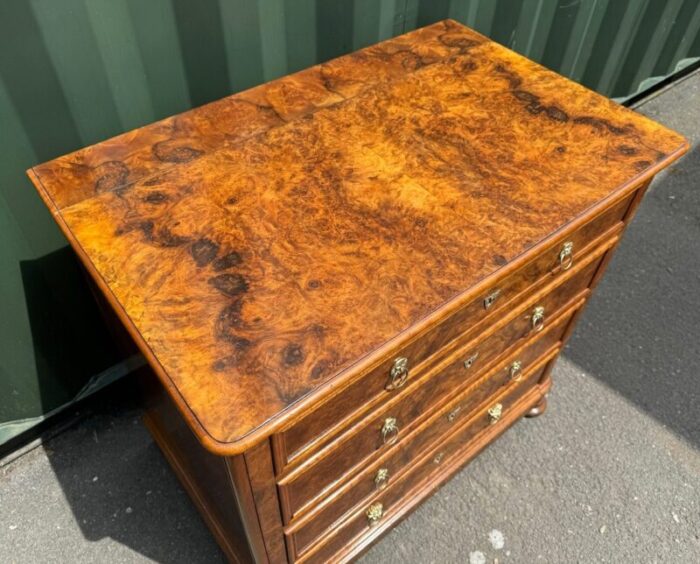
top-left (525, 396), bottom-right (547, 418)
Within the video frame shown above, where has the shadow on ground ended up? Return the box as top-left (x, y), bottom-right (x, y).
top-left (38, 378), bottom-right (223, 563)
top-left (565, 142), bottom-right (700, 450)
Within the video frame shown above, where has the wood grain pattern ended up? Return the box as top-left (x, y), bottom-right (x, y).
top-left (241, 441), bottom-right (288, 562)
top-left (277, 199), bottom-right (629, 469)
top-left (32, 21), bottom-right (487, 210)
top-left (299, 354), bottom-right (555, 563)
top-left (287, 319), bottom-right (574, 556)
top-left (28, 20), bottom-right (688, 455)
top-left (142, 376), bottom-right (254, 563)
top-left (279, 245), bottom-right (607, 521)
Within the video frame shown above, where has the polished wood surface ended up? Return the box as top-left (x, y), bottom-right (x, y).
top-left (287, 331), bottom-right (568, 556)
top-left (300, 359), bottom-right (554, 563)
top-left (142, 378), bottom-right (255, 563)
top-left (278, 194), bottom-right (630, 467)
top-left (273, 210), bottom-right (629, 468)
top-left (28, 20), bottom-right (687, 455)
top-left (278, 245), bottom-right (607, 520)
top-left (29, 19), bottom-right (687, 563)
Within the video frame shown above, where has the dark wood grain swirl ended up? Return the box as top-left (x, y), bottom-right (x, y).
top-left (28, 20), bottom-right (688, 454)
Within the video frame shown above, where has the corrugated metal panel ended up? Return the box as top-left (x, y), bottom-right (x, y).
top-left (413, 0), bottom-right (700, 101)
top-left (2, 0), bottom-right (699, 448)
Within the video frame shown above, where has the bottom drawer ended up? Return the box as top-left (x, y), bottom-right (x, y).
top-left (292, 350), bottom-right (555, 563)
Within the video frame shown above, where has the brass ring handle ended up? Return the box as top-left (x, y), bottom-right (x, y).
top-left (374, 468), bottom-right (390, 491)
top-left (531, 306), bottom-right (545, 333)
top-left (509, 360), bottom-right (522, 382)
top-left (386, 357), bottom-right (409, 390)
top-left (366, 502), bottom-right (384, 527)
top-left (488, 403), bottom-right (503, 424)
top-left (381, 417), bottom-right (399, 445)
top-left (559, 241), bottom-right (574, 270)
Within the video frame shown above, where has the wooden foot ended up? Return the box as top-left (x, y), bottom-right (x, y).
top-left (525, 395), bottom-right (547, 418)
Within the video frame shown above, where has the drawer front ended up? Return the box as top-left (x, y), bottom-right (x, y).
top-left (295, 353), bottom-right (553, 563)
top-left (279, 248), bottom-right (605, 520)
top-left (287, 312), bottom-right (571, 557)
top-left (278, 193), bottom-right (631, 469)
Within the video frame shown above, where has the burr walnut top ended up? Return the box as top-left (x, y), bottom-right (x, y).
top-left (28, 20), bottom-right (687, 453)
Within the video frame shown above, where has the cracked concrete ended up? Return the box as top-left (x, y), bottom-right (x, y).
top-left (1, 71), bottom-right (699, 563)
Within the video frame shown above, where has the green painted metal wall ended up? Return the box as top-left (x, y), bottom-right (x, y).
top-left (2, 0), bottom-right (699, 448)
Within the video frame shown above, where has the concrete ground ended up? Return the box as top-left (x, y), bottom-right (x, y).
top-left (1, 71), bottom-right (699, 564)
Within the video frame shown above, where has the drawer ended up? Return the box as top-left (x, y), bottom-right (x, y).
top-left (286, 311), bottom-right (570, 557)
top-left (295, 351), bottom-right (554, 563)
top-left (278, 246), bottom-right (607, 521)
top-left (277, 193), bottom-right (631, 469)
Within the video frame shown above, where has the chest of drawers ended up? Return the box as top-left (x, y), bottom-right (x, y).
top-left (28, 20), bottom-right (686, 564)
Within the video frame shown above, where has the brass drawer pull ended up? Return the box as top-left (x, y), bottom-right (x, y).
top-left (374, 468), bottom-right (390, 490)
top-left (509, 360), bottom-right (522, 381)
top-left (386, 357), bottom-right (409, 390)
top-left (488, 403), bottom-right (503, 424)
top-left (447, 406), bottom-right (461, 422)
top-left (381, 417), bottom-right (399, 445)
top-left (483, 289), bottom-right (501, 310)
top-left (531, 306), bottom-right (545, 333)
top-left (366, 502), bottom-right (384, 527)
top-left (433, 451), bottom-right (445, 465)
top-left (559, 241), bottom-right (574, 270)
top-left (463, 352), bottom-right (479, 370)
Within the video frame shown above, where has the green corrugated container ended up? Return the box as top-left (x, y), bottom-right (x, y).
top-left (2, 0), bottom-right (699, 449)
